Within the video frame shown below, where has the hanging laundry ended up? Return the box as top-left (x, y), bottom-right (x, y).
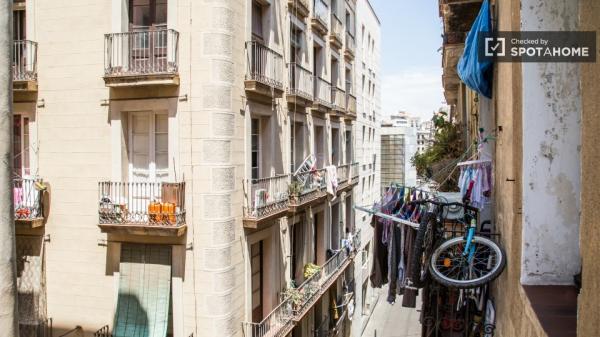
top-left (324, 165), bottom-right (338, 198)
top-left (457, 161), bottom-right (493, 209)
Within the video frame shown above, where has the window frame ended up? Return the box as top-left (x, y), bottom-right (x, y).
top-left (128, 111), bottom-right (169, 182)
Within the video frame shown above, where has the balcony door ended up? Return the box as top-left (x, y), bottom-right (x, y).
top-left (129, 0), bottom-right (168, 72)
top-left (13, 114), bottom-right (30, 178)
top-left (250, 241), bottom-right (263, 322)
top-left (128, 111), bottom-right (168, 183)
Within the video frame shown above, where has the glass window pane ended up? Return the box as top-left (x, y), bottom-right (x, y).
top-left (13, 115), bottom-right (21, 175)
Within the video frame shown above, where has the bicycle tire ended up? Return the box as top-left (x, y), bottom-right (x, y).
top-left (428, 235), bottom-right (506, 289)
top-left (408, 213), bottom-right (435, 288)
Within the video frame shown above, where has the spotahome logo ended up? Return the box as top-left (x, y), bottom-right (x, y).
top-left (479, 31), bottom-right (596, 62)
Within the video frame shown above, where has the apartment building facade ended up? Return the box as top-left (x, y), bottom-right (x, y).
top-left (349, 1), bottom-right (380, 334)
top-left (9, 0), bottom-right (380, 337)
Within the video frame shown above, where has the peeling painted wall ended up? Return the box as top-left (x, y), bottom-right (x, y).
top-left (520, 0), bottom-right (581, 285)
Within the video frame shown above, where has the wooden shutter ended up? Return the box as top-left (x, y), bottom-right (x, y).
top-left (114, 244), bottom-right (172, 337)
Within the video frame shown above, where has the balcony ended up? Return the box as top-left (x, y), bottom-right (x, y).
top-left (287, 63), bottom-right (314, 107)
top-left (313, 76), bottom-right (332, 113)
top-left (336, 164), bottom-right (351, 192)
top-left (350, 162), bottom-right (359, 184)
top-left (104, 28), bottom-right (179, 87)
top-left (290, 249), bottom-right (353, 321)
top-left (242, 297), bottom-right (295, 337)
top-left (343, 32), bottom-right (355, 60)
top-left (243, 175), bottom-right (290, 229)
top-left (98, 181), bottom-right (186, 237)
top-left (288, 168), bottom-right (326, 213)
top-left (345, 93), bottom-right (357, 118)
top-left (245, 41), bottom-right (284, 103)
top-left (329, 15), bottom-right (343, 50)
top-left (13, 40), bottom-right (38, 91)
top-left (13, 177), bottom-right (46, 229)
top-left (330, 87), bottom-right (346, 114)
top-left (288, 0), bottom-right (310, 18)
top-left (311, 0), bottom-right (329, 36)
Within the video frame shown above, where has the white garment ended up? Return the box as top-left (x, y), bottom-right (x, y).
top-left (325, 165), bottom-right (338, 199)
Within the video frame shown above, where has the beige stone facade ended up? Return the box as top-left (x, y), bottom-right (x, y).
top-left (439, 0), bottom-right (599, 336)
top-left (10, 0), bottom-right (380, 337)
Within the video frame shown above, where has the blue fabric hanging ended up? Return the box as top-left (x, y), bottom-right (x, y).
top-left (457, 0), bottom-right (493, 98)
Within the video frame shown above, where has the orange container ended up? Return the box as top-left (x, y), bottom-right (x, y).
top-left (148, 201), bottom-right (163, 222)
top-left (162, 202), bottom-right (176, 224)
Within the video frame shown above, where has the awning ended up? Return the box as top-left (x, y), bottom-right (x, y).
top-left (457, 0), bottom-right (493, 98)
top-left (114, 244), bottom-right (172, 337)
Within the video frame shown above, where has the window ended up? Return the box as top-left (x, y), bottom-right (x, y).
top-left (362, 126), bottom-right (365, 144)
top-left (13, 115), bottom-right (30, 177)
top-left (129, 112), bottom-right (168, 182)
top-left (252, 1), bottom-right (264, 39)
top-left (290, 26), bottom-right (302, 63)
top-left (290, 124), bottom-right (295, 173)
top-left (345, 130), bottom-right (352, 163)
top-left (291, 222), bottom-right (304, 283)
top-left (251, 118), bottom-right (260, 179)
top-left (130, 0), bottom-right (167, 28)
top-left (13, 7), bottom-right (25, 40)
top-left (251, 241), bottom-right (264, 322)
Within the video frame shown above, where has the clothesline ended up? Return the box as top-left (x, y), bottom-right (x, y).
top-left (354, 205), bottom-right (421, 229)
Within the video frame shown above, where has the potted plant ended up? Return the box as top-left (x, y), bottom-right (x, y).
top-left (288, 181), bottom-right (303, 203)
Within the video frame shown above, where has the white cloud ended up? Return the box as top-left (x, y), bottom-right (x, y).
top-left (381, 67), bottom-right (447, 121)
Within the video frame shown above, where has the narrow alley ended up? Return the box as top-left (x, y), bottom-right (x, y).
top-left (362, 287), bottom-right (421, 337)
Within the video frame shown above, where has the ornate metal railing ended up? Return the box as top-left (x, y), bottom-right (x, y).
top-left (288, 62), bottom-right (314, 100)
top-left (98, 181), bottom-right (186, 226)
top-left (13, 177), bottom-right (44, 221)
top-left (242, 297), bottom-right (294, 337)
top-left (243, 174), bottom-right (290, 219)
top-left (13, 40), bottom-right (37, 81)
top-left (331, 87), bottom-right (346, 111)
top-left (104, 28), bottom-right (179, 76)
top-left (314, 76), bottom-right (332, 106)
top-left (94, 325), bottom-right (111, 337)
top-left (292, 249), bottom-right (351, 316)
top-left (290, 168), bottom-right (326, 205)
top-left (313, 0), bottom-right (330, 28)
top-left (246, 40), bottom-right (284, 89)
top-left (346, 93), bottom-right (357, 115)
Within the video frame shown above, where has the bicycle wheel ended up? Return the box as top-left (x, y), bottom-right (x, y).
top-left (429, 235), bottom-right (506, 289)
top-left (408, 213), bottom-right (435, 288)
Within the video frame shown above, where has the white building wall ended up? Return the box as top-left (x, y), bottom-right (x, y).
top-left (352, 0), bottom-right (381, 335)
top-left (520, 0), bottom-right (581, 285)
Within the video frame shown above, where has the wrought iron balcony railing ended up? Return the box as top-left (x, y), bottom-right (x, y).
top-left (314, 76), bottom-right (332, 107)
top-left (288, 62), bottom-right (314, 100)
top-left (246, 40), bottom-right (284, 89)
top-left (290, 168), bottom-right (326, 205)
top-left (13, 177), bottom-right (44, 222)
top-left (98, 181), bottom-right (186, 227)
top-left (243, 174), bottom-right (290, 220)
top-left (13, 40), bottom-right (37, 81)
top-left (291, 249), bottom-right (351, 317)
top-left (104, 28), bottom-right (179, 77)
top-left (242, 296), bottom-right (295, 337)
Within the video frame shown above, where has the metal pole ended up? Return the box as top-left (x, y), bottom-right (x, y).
top-left (0, 0), bottom-right (18, 335)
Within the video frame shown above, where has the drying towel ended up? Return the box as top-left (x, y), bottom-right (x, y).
top-left (325, 165), bottom-right (338, 199)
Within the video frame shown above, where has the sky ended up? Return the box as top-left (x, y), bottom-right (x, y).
top-left (369, 0), bottom-right (446, 121)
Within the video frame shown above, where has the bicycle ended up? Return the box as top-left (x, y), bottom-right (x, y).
top-left (407, 199), bottom-right (506, 289)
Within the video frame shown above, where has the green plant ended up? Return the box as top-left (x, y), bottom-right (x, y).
top-left (283, 286), bottom-right (303, 308)
top-left (303, 263), bottom-right (321, 279)
top-left (411, 113), bottom-right (464, 191)
top-left (288, 181), bottom-right (303, 198)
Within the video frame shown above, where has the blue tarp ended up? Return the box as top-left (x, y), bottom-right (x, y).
top-left (457, 0), bottom-right (493, 98)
